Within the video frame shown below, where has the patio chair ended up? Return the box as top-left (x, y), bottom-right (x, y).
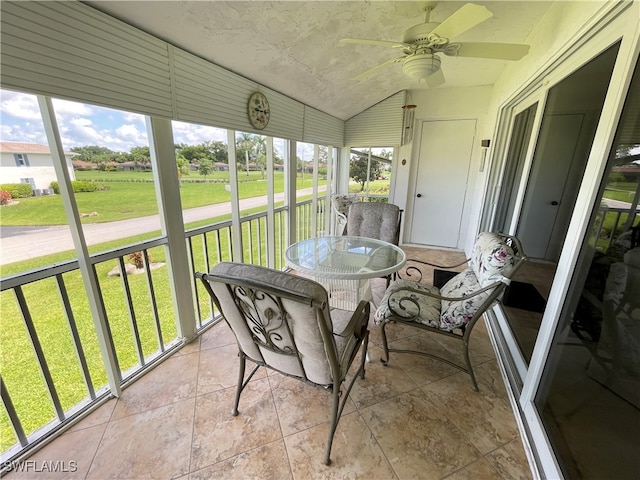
top-left (330, 194), bottom-right (360, 235)
top-left (374, 232), bottom-right (527, 391)
top-left (346, 201), bottom-right (402, 246)
top-left (196, 262), bottom-right (370, 465)
top-left (346, 202), bottom-right (403, 287)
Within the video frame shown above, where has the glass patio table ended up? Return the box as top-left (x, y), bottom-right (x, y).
top-left (285, 236), bottom-right (407, 310)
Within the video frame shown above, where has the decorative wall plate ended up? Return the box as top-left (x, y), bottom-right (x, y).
top-left (248, 92), bottom-right (270, 130)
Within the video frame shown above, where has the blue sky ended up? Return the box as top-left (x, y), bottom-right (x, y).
top-left (0, 89), bottom-right (315, 159)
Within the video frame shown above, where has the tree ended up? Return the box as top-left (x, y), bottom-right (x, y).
top-left (129, 146), bottom-right (150, 163)
top-left (349, 155), bottom-right (380, 191)
top-left (198, 158), bottom-right (213, 180)
top-left (71, 145), bottom-right (114, 162)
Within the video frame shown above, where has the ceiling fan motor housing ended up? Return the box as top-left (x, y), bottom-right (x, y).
top-left (402, 22), bottom-right (440, 44)
top-left (402, 54), bottom-right (441, 78)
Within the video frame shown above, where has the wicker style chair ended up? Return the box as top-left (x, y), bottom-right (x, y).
top-left (374, 232), bottom-right (526, 391)
top-left (196, 262), bottom-right (370, 465)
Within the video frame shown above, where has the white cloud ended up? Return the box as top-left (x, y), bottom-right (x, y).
top-left (172, 121), bottom-right (226, 145)
top-left (0, 90), bottom-right (41, 121)
top-left (51, 98), bottom-right (94, 116)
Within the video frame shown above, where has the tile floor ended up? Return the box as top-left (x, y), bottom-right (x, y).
top-left (8, 248), bottom-right (534, 480)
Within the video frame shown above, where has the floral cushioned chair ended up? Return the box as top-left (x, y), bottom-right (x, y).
top-left (374, 232), bottom-right (527, 391)
top-left (330, 194), bottom-right (360, 235)
top-left (196, 262), bottom-right (370, 465)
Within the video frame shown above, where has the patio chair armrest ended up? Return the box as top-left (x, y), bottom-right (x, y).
top-left (333, 300), bottom-right (370, 341)
top-left (387, 280), bottom-right (505, 304)
top-left (399, 258), bottom-right (469, 282)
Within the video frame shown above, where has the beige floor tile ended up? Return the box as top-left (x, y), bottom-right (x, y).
top-left (284, 411), bottom-right (397, 479)
top-left (383, 333), bottom-right (465, 386)
top-left (190, 378), bottom-right (280, 471)
top-left (268, 372), bottom-right (356, 437)
top-left (361, 389), bottom-right (481, 479)
top-left (87, 398), bottom-right (195, 479)
top-left (420, 368), bottom-right (519, 454)
top-left (173, 336), bottom-right (201, 356)
top-left (189, 440), bottom-right (292, 480)
top-left (5, 423), bottom-right (107, 479)
top-left (197, 343), bottom-right (265, 396)
top-left (111, 352), bottom-right (199, 419)
top-left (444, 457), bottom-right (502, 480)
top-left (200, 321), bottom-right (236, 351)
top-left (68, 398), bottom-right (117, 432)
top-left (349, 345), bottom-right (419, 409)
top-left (485, 438), bottom-right (533, 480)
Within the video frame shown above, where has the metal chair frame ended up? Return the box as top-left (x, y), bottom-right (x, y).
top-left (197, 266), bottom-right (370, 465)
top-left (379, 233), bottom-right (526, 391)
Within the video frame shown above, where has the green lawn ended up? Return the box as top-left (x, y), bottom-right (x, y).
top-left (0, 170), bottom-right (323, 226)
top-left (0, 170), bottom-right (375, 453)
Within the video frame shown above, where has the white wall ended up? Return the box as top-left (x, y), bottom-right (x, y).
top-left (0, 152), bottom-right (75, 190)
top-left (460, 1), bottom-right (611, 253)
top-left (395, 85), bottom-right (492, 249)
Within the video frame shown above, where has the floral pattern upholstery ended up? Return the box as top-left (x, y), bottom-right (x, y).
top-left (469, 231), bottom-right (517, 287)
top-left (375, 232), bottom-right (518, 332)
top-left (331, 194), bottom-right (360, 217)
top-left (331, 195), bottom-right (360, 235)
top-left (374, 280), bottom-right (441, 328)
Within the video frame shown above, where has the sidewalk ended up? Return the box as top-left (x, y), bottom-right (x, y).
top-left (0, 187), bottom-right (326, 266)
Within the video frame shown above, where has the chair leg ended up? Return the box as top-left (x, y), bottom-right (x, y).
top-left (359, 333), bottom-right (369, 379)
top-left (380, 322), bottom-right (391, 366)
top-left (463, 340), bottom-right (479, 392)
top-left (233, 352), bottom-right (246, 416)
top-left (324, 384), bottom-right (341, 466)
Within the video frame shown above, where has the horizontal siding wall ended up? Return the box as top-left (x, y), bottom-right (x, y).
top-left (303, 107), bottom-right (344, 146)
top-left (0, 0), bottom-right (343, 145)
top-left (0, 1), bottom-right (174, 118)
top-left (344, 91), bottom-right (406, 146)
top-left (172, 47), bottom-right (304, 140)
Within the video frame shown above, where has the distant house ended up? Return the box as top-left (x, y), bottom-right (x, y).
top-left (0, 142), bottom-right (75, 193)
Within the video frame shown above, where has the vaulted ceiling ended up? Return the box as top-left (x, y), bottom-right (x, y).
top-left (86, 1), bottom-right (553, 120)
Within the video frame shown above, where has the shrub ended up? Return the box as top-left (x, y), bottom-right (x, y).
top-left (0, 190), bottom-right (12, 205)
top-left (0, 183), bottom-right (33, 198)
top-left (50, 181), bottom-right (100, 194)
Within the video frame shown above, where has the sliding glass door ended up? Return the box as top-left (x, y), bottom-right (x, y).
top-left (532, 52), bottom-right (639, 480)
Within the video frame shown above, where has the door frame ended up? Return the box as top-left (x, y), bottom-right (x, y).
top-left (481, 3), bottom-right (639, 478)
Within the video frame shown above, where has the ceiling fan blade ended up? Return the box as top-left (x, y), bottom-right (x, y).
top-left (425, 68), bottom-right (445, 88)
top-left (451, 42), bottom-right (530, 60)
top-left (352, 57), bottom-right (404, 81)
top-left (340, 38), bottom-right (406, 48)
top-left (430, 3), bottom-right (493, 40)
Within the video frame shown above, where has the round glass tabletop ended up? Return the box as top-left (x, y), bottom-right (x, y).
top-left (285, 236), bottom-right (407, 280)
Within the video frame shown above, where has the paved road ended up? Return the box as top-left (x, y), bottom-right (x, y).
top-left (0, 187), bottom-right (326, 266)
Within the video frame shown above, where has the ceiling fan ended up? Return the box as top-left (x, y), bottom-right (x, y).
top-left (341, 2), bottom-right (530, 87)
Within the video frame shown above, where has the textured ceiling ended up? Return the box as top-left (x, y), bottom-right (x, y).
top-left (86, 1), bottom-right (552, 120)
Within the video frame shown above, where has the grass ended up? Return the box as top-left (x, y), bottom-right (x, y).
top-left (0, 170), bottom-right (323, 226)
top-left (0, 192), bottom-right (318, 452)
top-left (0, 169), bottom-right (371, 452)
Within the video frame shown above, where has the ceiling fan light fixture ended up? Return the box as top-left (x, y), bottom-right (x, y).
top-left (402, 54), bottom-right (441, 79)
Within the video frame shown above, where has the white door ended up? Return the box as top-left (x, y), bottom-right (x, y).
top-left (409, 119), bottom-right (475, 247)
top-left (517, 114), bottom-right (584, 260)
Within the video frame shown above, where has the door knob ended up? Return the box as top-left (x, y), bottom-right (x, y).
top-left (550, 201), bottom-right (559, 206)
top-left (416, 193), bottom-right (422, 198)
